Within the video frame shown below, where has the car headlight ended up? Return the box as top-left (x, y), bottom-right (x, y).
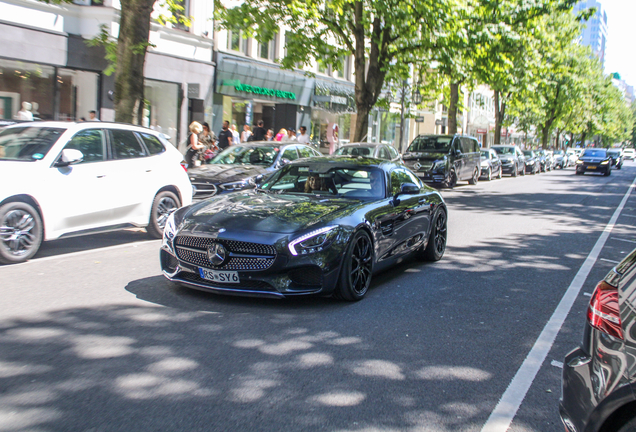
top-left (600, 160), bottom-right (609, 165)
top-left (162, 211), bottom-right (177, 250)
top-left (288, 226), bottom-right (338, 256)
top-left (576, 160), bottom-right (584, 164)
top-left (220, 181), bottom-right (249, 191)
top-left (526, 160), bottom-right (534, 165)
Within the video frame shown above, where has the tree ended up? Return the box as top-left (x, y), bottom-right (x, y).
top-left (215, 0), bottom-right (452, 142)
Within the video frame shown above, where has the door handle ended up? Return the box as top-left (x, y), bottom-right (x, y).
top-left (96, 174), bottom-right (106, 178)
top-left (146, 169), bottom-right (152, 172)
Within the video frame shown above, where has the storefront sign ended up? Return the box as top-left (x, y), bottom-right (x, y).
top-left (228, 80), bottom-right (296, 100)
top-left (187, 83), bottom-right (200, 99)
top-left (477, 129), bottom-right (487, 134)
top-left (415, 116), bottom-right (424, 123)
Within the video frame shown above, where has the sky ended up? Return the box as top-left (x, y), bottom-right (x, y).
top-left (599, 0), bottom-right (636, 87)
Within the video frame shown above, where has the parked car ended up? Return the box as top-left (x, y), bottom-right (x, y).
top-left (623, 148), bottom-right (635, 161)
top-left (187, 142), bottom-right (322, 199)
top-left (553, 150), bottom-right (568, 169)
top-left (607, 148), bottom-right (623, 169)
top-left (536, 149), bottom-right (552, 172)
top-left (491, 145), bottom-right (526, 177)
top-left (522, 150), bottom-right (541, 174)
top-left (335, 142), bottom-right (402, 162)
top-left (160, 156), bottom-right (447, 301)
top-left (575, 148), bottom-right (612, 176)
top-left (402, 134), bottom-right (481, 188)
top-left (566, 148), bottom-right (579, 166)
top-left (560, 247), bottom-right (636, 432)
top-left (479, 148), bottom-right (502, 180)
top-left (0, 121), bottom-right (193, 264)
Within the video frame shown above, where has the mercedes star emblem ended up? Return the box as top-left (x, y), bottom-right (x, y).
top-left (414, 162), bottom-right (422, 170)
top-left (207, 242), bottom-right (227, 267)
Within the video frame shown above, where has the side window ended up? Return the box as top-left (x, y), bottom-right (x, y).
top-left (110, 130), bottom-right (146, 159)
top-left (404, 169), bottom-right (423, 188)
top-left (388, 146), bottom-right (400, 159)
top-left (390, 169), bottom-right (412, 196)
top-left (378, 146), bottom-right (391, 160)
top-left (460, 137), bottom-right (473, 154)
top-left (312, 148), bottom-right (322, 157)
top-left (63, 129), bottom-right (105, 163)
top-left (282, 146), bottom-right (299, 161)
top-left (137, 132), bottom-right (165, 155)
top-left (472, 139), bottom-right (479, 153)
top-left (298, 146), bottom-right (314, 159)
top-left (452, 138), bottom-right (462, 153)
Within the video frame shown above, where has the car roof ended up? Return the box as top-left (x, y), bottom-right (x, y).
top-left (0, 120), bottom-right (163, 135)
top-left (338, 142), bottom-right (384, 148)
top-left (288, 155), bottom-right (396, 170)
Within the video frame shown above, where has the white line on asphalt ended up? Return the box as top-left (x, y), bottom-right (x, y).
top-left (481, 174), bottom-right (636, 432)
top-left (551, 360), bottom-right (563, 369)
top-left (583, 292), bottom-right (592, 297)
top-left (600, 258), bottom-right (621, 264)
top-left (622, 214), bottom-right (636, 218)
top-left (0, 240), bottom-right (160, 269)
top-left (612, 237), bottom-right (636, 244)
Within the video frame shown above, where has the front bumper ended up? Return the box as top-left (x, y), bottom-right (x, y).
top-left (500, 162), bottom-right (516, 174)
top-left (160, 232), bottom-right (347, 298)
top-left (576, 163), bottom-right (608, 173)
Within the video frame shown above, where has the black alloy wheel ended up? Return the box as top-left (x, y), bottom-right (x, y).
top-left (335, 230), bottom-right (373, 301)
top-left (420, 208), bottom-right (447, 262)
top-left (485, 167), bottom-right (492, 181)
top-left (604, 167), bottom-right (611, 176)
top-left (512, 164), bottom-right (518, 177)
top-left (0, 201), bottom-right (43, 265)
top-left (468, 167), bottom-right (479, 185)
top-left (447, 170), bottom-right (458, 188)
top-left (497, 167), bottom-right (502, 179)
top-left (520, 165), bottom-right (526, 176)
top-left (147, 191), bottom-right (181, 238)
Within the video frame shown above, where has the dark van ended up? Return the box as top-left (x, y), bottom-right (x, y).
top-left (402, 134), bottom-right (481, 188)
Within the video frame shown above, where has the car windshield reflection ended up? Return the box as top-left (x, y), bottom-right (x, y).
top-left (407, 136), bottom-right (452, 152)
top-left (211, 145), bottom-right (280, 166)
top-left (0, 127), bottom-right (66, 161)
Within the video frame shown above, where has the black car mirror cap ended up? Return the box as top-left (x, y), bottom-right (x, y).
top-left (278, 158), bottom-right (291, 168)
top-left (393, 183), bottom-right (420, 203)
top-left (55, 148), bottom-right (84, 167)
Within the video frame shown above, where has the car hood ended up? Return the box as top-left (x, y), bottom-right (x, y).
top-left (187, 164), bottom-right (272, 184)
top-left (403, 152), bottom-right (447, 162)
top-left (180, 191), bottom-right (360, 234)
top-left (580, 157), bottom-right (608, 163)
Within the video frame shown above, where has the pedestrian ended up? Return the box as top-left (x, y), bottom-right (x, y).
top-left (282, 127), bottom-right (297, 142)
top-left (231, 124), bottom-right (240, 144)
top-left (297, 126), bottom-right (310, 144)
top-left (185, 121), bottom-right (204, 169)
top-left (266, 129), bottom-right (274, 141)
top-left (275, 128), bottom-right (287, 141)
top-left (252, 120), bottom-right (266, 141)
top-left (199, 122), bottom-right (218, 162)
top-left (218, 120), bottom-right (234, 151)
top-left (87, 110), bottom-right (100, 121)
top-left (241, 124), bottom-right (252, 143)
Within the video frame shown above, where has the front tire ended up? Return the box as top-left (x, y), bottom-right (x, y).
top-left (0, 201), bottom-right (43, 265)
top-left (512, 164), bottom-right (518, 177)
top-left (468, 167), bottom-right (479, 185)
top-left (419, 208), bottom-right (447, 262)
top-left (334, 230), bottom-right (373, 301)
top-left (147, 191), bottom-right (180, 239)
top-left (447, 170), bottom-right (458, 188)
top-left (485, 168), bottom-right (492, 181)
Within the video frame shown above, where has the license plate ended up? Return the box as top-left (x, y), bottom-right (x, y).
top-left (587, 166), bottom-right (596, 169)
top-left (198, 268), bottom-right (240, 283)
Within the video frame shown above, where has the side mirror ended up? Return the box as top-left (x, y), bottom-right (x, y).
top-left (254, 174), bottom-right (264, 185)
top-left (55, 149), bottom-right (84, 167)
top-left (277, 158), bottom-right (291, 168)
top-left (393, 182), bottom-right (419, 204)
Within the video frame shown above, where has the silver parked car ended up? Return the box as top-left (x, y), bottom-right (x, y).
top-left (334, 142), bottom-right (402, 163)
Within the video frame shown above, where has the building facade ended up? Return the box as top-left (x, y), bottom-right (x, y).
top-left (0, 0), bottom-right (215, 146)
top-left (575, 0), bottom-right (608, 67)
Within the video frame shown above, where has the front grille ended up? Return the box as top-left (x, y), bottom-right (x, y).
top-left (289, 267), bottom-right (323, 287)
top-left (174, 235), bottom-right (276, 271)
top-left (180, 272), bottom-right (275, 291)
top-left (161, 250), bottom-right (179, 273)
top-left (192, 182), bottom-right (218, 197)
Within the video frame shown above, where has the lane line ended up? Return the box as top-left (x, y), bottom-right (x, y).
top-left (0, 240), bottom-right (160, 269)
top-left (481, 174), bottom-right (636, 432)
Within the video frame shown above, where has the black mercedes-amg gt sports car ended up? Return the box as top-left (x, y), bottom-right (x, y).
top-left (160, 156), bottom-right (448, 301)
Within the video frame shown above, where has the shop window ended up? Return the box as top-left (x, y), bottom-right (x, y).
top-left (0, 59), bottom-right (55, 121)
top-left (58, 68), bottom-right (99, 122)
top-left (229, 29), bottom-right (247, 54)
top-left (144, 80), bottom-right (179, 147)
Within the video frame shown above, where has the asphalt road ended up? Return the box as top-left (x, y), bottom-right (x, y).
top-left (1, 162), bottom-right (636, 432)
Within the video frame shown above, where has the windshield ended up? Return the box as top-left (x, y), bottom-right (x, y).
top-left (407, 136), bottom-right (452, 152)
top-left (607, 150), bottom-right (620, 156)
top-left (480, 151), bottom-right (489, 158)
top-left (581, 149), bottom-right (607, 158)
top-left (261, 165), bottom-right (386, 199)
top-left (211, 145), bottom-right (280, 166)
top-left (492, 146), bottom-right (515, 155)
top-left (335, 146), bottom-right (374, 157)
top-left (0, 127), bottom-right (65, 161)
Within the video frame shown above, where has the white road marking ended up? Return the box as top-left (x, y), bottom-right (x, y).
top-left (551, 360), bottom-right (563, 369)
top-left (0, 240), bottom-right (160, 268)
top-left (622, 214), bottom-right (636, 218)
top-left (600, 258), bottom-right (621, 264)
top-left (583, 292), bottom-right (592, 297)
top-left (481, 175), bottom-right (636, 432)
top-left (612, 237), bottom-right (636, 244)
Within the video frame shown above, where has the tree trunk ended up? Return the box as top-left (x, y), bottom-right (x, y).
top-left (353, 104), bottom-right (371, 143)
top-left (555, 128), bottom-right (560, 149)
top-left (493, 91), bottom-right (506, 145)
top-left (580, 131), bottom-right (587, 147)
top-left (448, 82), bottom-right (459, 135)
top-left (115, 0), bottom-right (155, 123)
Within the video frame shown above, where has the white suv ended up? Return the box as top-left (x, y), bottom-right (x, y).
top-left (0, 122), bottom-right (193, 264)
top-left (624, 148), bottom-right (635, 161)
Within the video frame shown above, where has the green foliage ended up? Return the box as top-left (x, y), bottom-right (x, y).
top-left (86, 25), bottom-right (118, 76)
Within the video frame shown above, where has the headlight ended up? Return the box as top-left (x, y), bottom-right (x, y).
top-left (576, 160), bottom-right (584, 164)
top-left (162, 211), bottom-right (177, 250)
top-left (526, 160), bottom-right (535, 165)
top-left (220, 181), bottom-right (248, 191)
top-left (600, 160), bottom-right (609, 165)
top-left (288, 226), bottom-right (338, 256)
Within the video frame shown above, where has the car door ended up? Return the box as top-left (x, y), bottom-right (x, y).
top-left (451, 137), bottom-right (465, 179)
top-left (106, 128), bottom-right (151, 224)
top-left (45, 128), bottom-right (115, 235)
top-left (491, 150), bottom-right (501, 173)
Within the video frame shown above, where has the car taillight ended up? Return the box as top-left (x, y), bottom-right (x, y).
top-left (180, 160), bottom-right (188, 172)
top-left (587, 280), bottom-right (623, 339)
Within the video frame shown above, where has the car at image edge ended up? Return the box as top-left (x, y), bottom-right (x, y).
top-left (0, 121), bottom-right (193, 264)
top-left (560, 247), bottom-right (636, 432)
